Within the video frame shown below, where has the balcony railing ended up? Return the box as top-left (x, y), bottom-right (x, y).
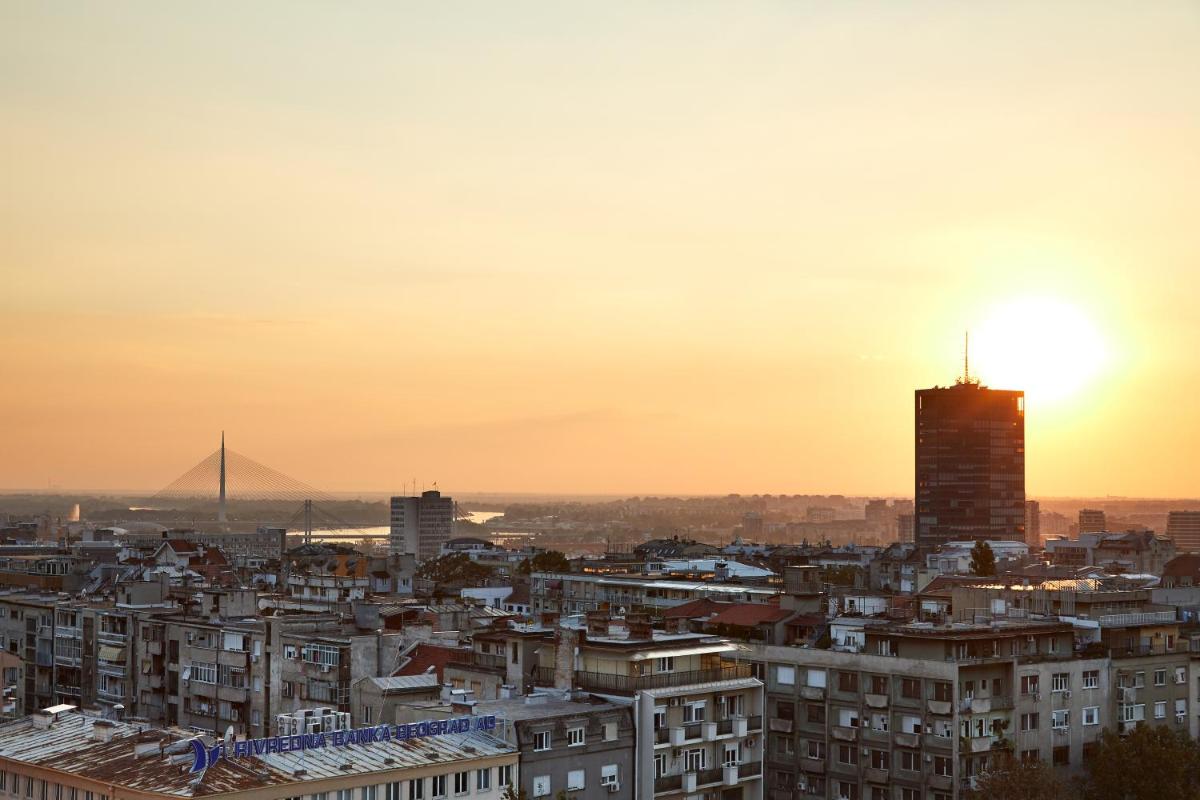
top-left (1099, 611), bottom-right (1176, 627)
top-left (653, 774), bottom-right (682, 794)
top-left (448, 652), bottom-right (506, 671)
top-left (534, 663), bottom-right (752, 693)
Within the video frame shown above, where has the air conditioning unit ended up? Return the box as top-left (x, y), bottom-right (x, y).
top-left (321, 665), bottom-right (332, 673)
top-left (1062, 690), bottom-right (1071, 700)
top-left (1033, 692), bottom-right (1041, 702)
top-left (605, 783), bottom-right (619, 794)
top-left (925, 754), bottom-right (932, 763)
top-left (668, 697), bottom-right (682, 707)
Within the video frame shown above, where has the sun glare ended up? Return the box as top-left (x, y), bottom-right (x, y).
top-left (971, 297), bottom-right (1108, 406)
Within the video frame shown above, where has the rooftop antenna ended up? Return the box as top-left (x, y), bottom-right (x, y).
top-left (958, 331), bottom-right (978, 385)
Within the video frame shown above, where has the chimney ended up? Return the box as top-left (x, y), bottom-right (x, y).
top-left (539, 611), bottom-right (559, 629)
top-left (625, 611), bottom-right (653, 641)
top-left (91, 720), bottom-right (116, 743)
top-left (553, 626), bottom-right (578, 691)
top-left (585, 610), bottom-right (609, 638)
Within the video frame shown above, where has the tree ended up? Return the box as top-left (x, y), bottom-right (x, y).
top-left (969, 540), bottom-right (996, 576)
top-left (967, 753), bottom-right (1067, 800)
top-left (415, 553), bottom-right (494, 585)
top-left (516, 550), bottom-right (571, 575)
top-left (1078, 725), bottom-right (1200, 800)
top-left (500, 785), bottom-right (527, 800)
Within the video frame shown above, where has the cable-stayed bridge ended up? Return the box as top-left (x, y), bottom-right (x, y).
top-left (149, 435), bottom-right (379, 543)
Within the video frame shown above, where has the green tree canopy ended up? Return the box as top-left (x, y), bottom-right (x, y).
top-left (969, 540), bottom-right (997, 576)
top-left (967, 753), bottom-right (1066, 800)
top-left (1078, 724), bottom-right (1200, 800)
top-left (517, 550), bottom-right (570, 575)
top-left (416, 553), bottom-right (494, 585)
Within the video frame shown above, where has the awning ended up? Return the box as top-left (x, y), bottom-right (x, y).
top-left (98, 646), bottom-right (125, 662)
top-left (629, 643), bottom-right (736, 661)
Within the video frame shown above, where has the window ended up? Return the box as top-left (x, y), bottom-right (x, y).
top-left (653, 707), bottom-right (666, 730)
top-left (900, 715), bottom-right (921, 734)
top-left (363, 706), bottom-right (373, 724)
top-left (531, 776), bottom-right (550, 798)
top-left (602, 721), bottom-right (617, 741)
top-left (1052, 673), bottom-right (1069, 693)
top-left (1155, 701), bottom-right (1167, 719)
top-left (776, 665), bottom-right (796, 686)
top-left (283, 644), bottom-right (297, 659)
top-left (453, 772), bottom-right (468, 796)
top-left (1051, 746), bottom-right (1069, 765)
top-left (1052, 710), bottom-right (1069, 729)
top-left (475, 770), bottom-right (490, 792)
top-left (723, 744), bottom-right (742, 767)
top-left (654, 753), bottom-right (667, 778)
top-left (807, 668), bottom-right (827, 688)
top-left (870, 749), bottom-right (889, 770)
top-left (837, 744), bottom-right (858, 766)
top-left (1021, 749), bottom-right (1040, 763)
top-left (683, 701), bottom-right (706, 723)
top-left (837, 781), bottom-right (858, 800)
top-left (655, 656), bottom-right (674, 673)
top-left (869, 713), bottom-right (888, 732)
top-left (934, 756), bottom-right (952, 776)
top-left (361, 787), bottom-right (377, 800)
top-left (567, 726), bottom-right (584, 747)
top-left (685, 748), bottom-right (705, 771)
top-left (776, 700), bottom-right (794, 720)
top-left (566, 770), bottom-right (584, 791)
top-left (1178, 699), bottom-right (1189, 718)
top-left (932, 682), bottom-right (952, 702)
top-left (870, 675), bottom-right (888, 694)
top-left (1020, 712), bottom-right (1040, 731)
top-left (1083, 707), bottom-right (1099, 726)
top-left (838, 672), bottom-right (858, 693)
top-left (900, 678), bottom-right (920, 698)
top-left (430, 777), bottom-right (445, 800)
top-left (1155, 670), bottom-right (1166, 687)
top-left (387, 784), bottom-right (402, 800)
top-left (900, 790), bottom-right (920, 800)
top-left (837, 708), bottom-right (859, 728)
top-left (1177, 667), bottom-right (1188, 684)
top-left (775, 735), bottom-right (794, 756)
top-left (533, 731), bottom-right (551, 751)
top-left (1134, 671), bottom-right (1145, 689)
top-left (1082, 670), bottom-right (1099, 690)
top-left (1020, 675), bottom-right (1040, 695)
top-left (189, 662), bottom-right (217, 684)
top-left (498, 765), bottom-right (513, 788)
top-left (1122, 704), bottom-right (1145, 722)
top-left (807, 704), bottom-right (825, 724)
top-left (600, 765), bottom-right (618, 788)
top-left (338, 790), bottom-right (351, 800)
top-left (900, 750), bottom-right (919, 771)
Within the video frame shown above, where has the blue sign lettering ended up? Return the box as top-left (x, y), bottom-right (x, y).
top-left (189, 716), bottom-right (498, 773)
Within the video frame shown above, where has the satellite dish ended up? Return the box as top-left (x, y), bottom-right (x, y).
top-left (224, 726), bottom-right (234, 743)
top-left (618, 607), bottom-right (627, 616)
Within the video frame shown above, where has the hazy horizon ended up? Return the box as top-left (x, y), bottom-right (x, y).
top-left (3, 2), bottom-right (1199, 497)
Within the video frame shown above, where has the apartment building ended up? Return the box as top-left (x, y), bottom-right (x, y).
top-left (747, 614), bottom-right (1108, 800)
top-left (476, 694), bottom-right (636, 800)
top-left (530, 571), bottom-right (778, 616)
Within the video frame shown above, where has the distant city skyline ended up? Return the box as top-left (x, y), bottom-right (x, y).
top-left (3, 2), bottom-right (1199, 497)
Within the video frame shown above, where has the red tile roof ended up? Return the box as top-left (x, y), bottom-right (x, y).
top-left (706, 603), bottom-right (792, 627)
top-left (394, 643), bottom-right (465, 682)
top-left (1163, 554), bottom-right (1200, 580)
top-left (662, 598), bottom-right (726, 619)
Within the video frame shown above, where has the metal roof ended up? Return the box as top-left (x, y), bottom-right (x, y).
top-left (359, 675), bottom-right (441, 693)
top-left (0, 712), bottom-right (515, 798)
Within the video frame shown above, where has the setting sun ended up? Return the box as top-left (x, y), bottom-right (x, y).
top-left (971, 297), bottom-right (1109, 406)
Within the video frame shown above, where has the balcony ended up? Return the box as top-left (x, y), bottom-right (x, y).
top-left (98, 630), bottom-right (128, 645)
top-left (961, 696), bottom-right (1013, 714)
top-left (97, 662), bottom-right (127, 677)
top-left (535, 663), bottom-right (753, 694)
top-left (449, 651), bottom-right (506, 672)
top-left (218, 685), bottom-right (249, 703)
top-left (831, 726), bottom-right (857, 742)
top-left (740, 761), bottom-right (762, 779)
top-left (145, 641), bottom-right (163, 656)
top-left (967, 735), bottom-right (997, 753)
top-left (928, 774), bottom-right (954, 792)
top-left (653, 774), bottom-right (682, 795)
top-left (864, 767), bottom-right (889, 785)
top-left (927, 699), bottom-right (953, 716)
top-left (893, 732), bottom-right (920, 748)
top-left (769, 718), bottom-right (794, 734)
top-left (1099, 611), bottom-right (1176, 627)
top-left (747, 714), bottom-right (762, 732)
top-left (862, 727), bottom-right (890, 744)
top-left (865, 693), bottom-right (888, 709)
top-left (799, 686), bottom-right (825, 701)
top-left (924, 734), bottom-right (953, 751)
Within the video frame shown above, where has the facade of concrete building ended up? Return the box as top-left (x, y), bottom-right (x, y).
top-left (390, 491), bottom-right (455, 562)
top-left (748, 616), bottom-right (1098, 800)
top-left (1044, 532), bottom-right (1176, 575)
top-left (1078, 509), bottom-right (1107, 534)
top-left (350, 674), bottom-right (443, 727)
top-left (915, 381), bottom-right (1025, 549)
top-left (480, 695), bottom-right (636, 800)
top-left (1166, 511), bottom-right (1200, 553)
top-left (1025, 500), bottom-right (1040, 547)
top-left (273, 622), bottom-right (404, 724)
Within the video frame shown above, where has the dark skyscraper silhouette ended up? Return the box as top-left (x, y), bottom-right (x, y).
top-left (915, 367), bottom-right (1025, 549)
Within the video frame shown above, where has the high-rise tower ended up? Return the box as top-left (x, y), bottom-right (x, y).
top-left (914, 351), bottom-right (1025, 548)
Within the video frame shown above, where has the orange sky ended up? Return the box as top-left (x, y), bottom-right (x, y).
top-left (2, 2), bottom-right (1199, 497)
